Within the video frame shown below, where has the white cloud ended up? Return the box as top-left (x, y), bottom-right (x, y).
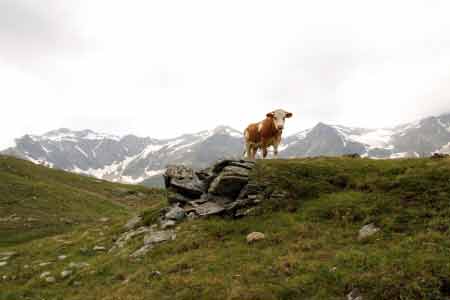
top-left (1, 0), bottom-right (450, 149)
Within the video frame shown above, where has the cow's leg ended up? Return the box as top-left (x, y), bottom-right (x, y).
top-left (251, 146), bottom-right (257, 160)
top-left (273, 144), bottom-right (279, 158)
top-left (244, 143), bottom-right (251, 159)
top-left (262, 146), bottom-right (268, 159)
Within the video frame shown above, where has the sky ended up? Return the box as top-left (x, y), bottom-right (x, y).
top-left (1, 0), bottom-right (450, 149)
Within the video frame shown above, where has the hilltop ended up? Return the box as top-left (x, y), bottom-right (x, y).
top-left (1, 155), bottom-right (450, 299)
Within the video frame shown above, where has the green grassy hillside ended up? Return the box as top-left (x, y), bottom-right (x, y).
top-left (0, 155), bottom-right (165, 246)
top-left (2, 156), bottom-right (450, 300)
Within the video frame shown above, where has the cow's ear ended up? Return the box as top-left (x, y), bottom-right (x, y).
top-left (286, 112), bottom-right (293, 118)
top-left (266, 112), bottom-right (274, 118)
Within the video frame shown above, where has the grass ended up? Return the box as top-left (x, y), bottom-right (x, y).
top-left (0, 155), bottom-right (166, 246)
top-left (2, 156), bottom-right (450, 299)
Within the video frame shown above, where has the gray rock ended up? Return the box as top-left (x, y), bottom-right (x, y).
top-left (150, 270), bottom-right (162, 277)
top-left (61, 270), bottom-right (73, 278)
top-left (208, 166), bottom-right (249, 198)
top-left (187, 212), bottom-right (198, 220)
top-left (124, 215), bottom-right (142, 231)
top-left (68, 262), bottom-right (90, 269)
top-left (246, 232), bottom-right (265, 243)
top-left (160, 219), bottom-right (176, 229)
top-left (40, 271), bottom-right (51, 279)
top-left (111, 226), bottom-right (152, 252)
top-left (130, 244), bottom-right (154, 258)
top-left (165, 165), bottom-right (194, 180)
top-left (99, 217), bottom-right (110, 223)
top-left (212, 160), bottom-right (255, 173)
top-left (358, 223), bottom-right (380, 240)
top-left (144, 230), bottom-right (176, 245)
top-left (169, 178), bottom-right (205, 199)
top-left (164, 205), bottom-right (186, 221)
top-left (93, 246), bottom-right (107, 251)
top-left (193, 201), bottom-right (225, 216)
top-left (167, 193), bottom-right (192, 205)
top-left (347, 288), bottom-right (363, 300)
top-left (0, 252), bottom-right (17, 257)
top-left (58, 255), bottom-right (67, 261)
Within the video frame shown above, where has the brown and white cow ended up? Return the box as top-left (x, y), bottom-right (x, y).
top-left (244, 109), bottom-right (293, 159)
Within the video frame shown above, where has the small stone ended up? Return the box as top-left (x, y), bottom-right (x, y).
top-left (144, 231), bottom-right (176, 245)
top-left (246, 232), bottom-right (265, 243)
top-left (40, 271), bottom-right (51, 279)
top-left (124, 215), bottom-right (142, 230)
top-left (99, 217), bottom-right (110, 223)
top-left (164, 205), bottom-right (186, 221)
top-left (61, 270), bottom-right (73, 278)
top-left (45, 276), bottom-right (56, 283)
top-left (358, 223), bottom-right (380, 241)
top-left (109, 226), bottom-right (152, 252)
top-left (150, 270), bottom-right (162, 277)
top-left (187, 212), bottom-right (198, 220)
top-left (93, 246), bottom-right (107, 251)
top-left (0, 261), bottom-right (7, 267)
top-left (347, 288), bottom-right (363, 300)
top-left (160, 219), bottom-right (176, 229)
top-left (39, 262), bottom-right (52, 267)
top-left (58, 255), bottom-right (67, 261)
top-left (59, 217), bottom-right (73, 224)
top-left (68, 262), bottom-right (90, 269)
top-left (130, 244), bottom-right (154, 258)
top-left (193, 201), bottom-right (225, 216)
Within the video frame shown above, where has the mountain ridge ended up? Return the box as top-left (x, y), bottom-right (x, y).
top-left (2, 113), bottom-right (450, 185)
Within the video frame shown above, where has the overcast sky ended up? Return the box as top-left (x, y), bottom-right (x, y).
top-left (1, 0), bottom-right (450, 149)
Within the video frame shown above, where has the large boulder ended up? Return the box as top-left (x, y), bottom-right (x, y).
top-left (163, 159), bottom-right (261, 219)
top-left (164, 165), bottom-right (206, 198)
top-left (208, 165), bottom-right (250, 198)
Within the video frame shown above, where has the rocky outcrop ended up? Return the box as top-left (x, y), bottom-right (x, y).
top-left (110, 160), bottom-right (263, 258)
top-left (163, 159), bottom-right (261, 219)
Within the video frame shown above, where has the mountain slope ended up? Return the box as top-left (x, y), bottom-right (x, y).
top-left (0, 155), bottom-right (165, 246)
top-left (2, 157), bottom-right (450, 299)
top-left (3, 113), bottom-right (450, 185)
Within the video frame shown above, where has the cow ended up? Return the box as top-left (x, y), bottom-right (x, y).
top-left (244, 109), bottom-right (293, 159)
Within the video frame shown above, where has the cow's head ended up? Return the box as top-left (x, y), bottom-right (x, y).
top-left (266, 109), bottom-right (293, 131)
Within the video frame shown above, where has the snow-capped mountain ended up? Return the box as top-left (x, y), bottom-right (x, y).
top-left (2, 126), bottom-right (244, 185)
top-left (2, 113), bottom-right (450, 186)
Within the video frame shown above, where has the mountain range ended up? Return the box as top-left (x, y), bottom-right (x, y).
top-left (2, 113), bottom-right (450, 186)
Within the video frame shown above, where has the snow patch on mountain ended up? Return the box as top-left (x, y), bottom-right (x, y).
top-left (31, 129), bottom-right (120, 143)
top-left (349, 129), bottom-right (395, 149)
top-left (75, 145), bottom-right (88, 158)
